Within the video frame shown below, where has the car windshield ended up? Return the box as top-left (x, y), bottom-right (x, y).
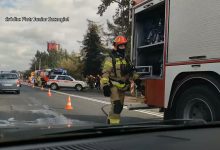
top-left (67, 76), bottom-right (74, 80)
top-left (0, 74), bottom-right (18, 79)
top-left (0, 0), bottom-right (218, 144)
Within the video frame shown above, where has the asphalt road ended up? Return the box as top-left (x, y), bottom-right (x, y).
top-left (0, 84), bottom-right (163, 127)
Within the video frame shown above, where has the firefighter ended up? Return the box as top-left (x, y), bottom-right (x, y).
top-left (100, 36), bottom-right (139, 125)
top-left (37, 75), bottom-right (42, 86)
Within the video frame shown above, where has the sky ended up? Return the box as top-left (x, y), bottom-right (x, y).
top-left (0, 0), bottom-right (117, 71)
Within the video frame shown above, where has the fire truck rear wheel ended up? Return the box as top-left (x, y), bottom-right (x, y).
top-left (51, 83), bottom-right (58, 90)
top-left (175, 85), bottom-right (220, 122)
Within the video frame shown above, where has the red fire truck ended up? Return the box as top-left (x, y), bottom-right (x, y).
top-left (131, 0), bottom-right (220, 121)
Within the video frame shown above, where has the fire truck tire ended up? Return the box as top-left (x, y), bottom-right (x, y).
top-left (175, 85), bottom-right (220, 122)
top-left (51, 83), bottom-right (58, 90)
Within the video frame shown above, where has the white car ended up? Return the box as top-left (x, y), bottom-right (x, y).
top-left (46, 75), bottom-right (88, 91)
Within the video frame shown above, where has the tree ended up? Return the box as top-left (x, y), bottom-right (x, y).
top-left (81, 20), bottom-right (105, 76)
top-left (22, 70), bottom-right (32, 80)
top-left (29, 50), bottom-right (48, 71)
top-left (97, 0), bottom-right (131, 56)
top-left (58, 52), bottom-right (84, 80)
top-left (29, 48), bottom-right (70, 72)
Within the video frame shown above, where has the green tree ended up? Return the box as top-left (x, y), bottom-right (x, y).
top-left (29, 48), bottom-right (70, 71)
top-left (58, 52), bottom-right (84, 80)
top-left (97, 0), bottom-right (131, 56)
top-left (23, 70), bottom-right (32, 80)
top-left (30, 50), bottom-right (47, 71)
top-left (81, 20), bottom-right (105, 76)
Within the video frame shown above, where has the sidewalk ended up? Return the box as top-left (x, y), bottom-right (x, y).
top-left (124, 95), bottom-right (145, 105)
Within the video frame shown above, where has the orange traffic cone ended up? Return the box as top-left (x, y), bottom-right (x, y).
top-left (48, 89), bottom-right (52, 97)
top-left (65, 96), bottom-right (73, 110)
top-left (41, 86), bottom-right (44, 90)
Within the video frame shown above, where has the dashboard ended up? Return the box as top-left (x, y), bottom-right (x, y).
top-left (1, 126), bottom-right (219, 150)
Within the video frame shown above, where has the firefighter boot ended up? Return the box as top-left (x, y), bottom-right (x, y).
top-left (107, 115), bottom-right (121, 125)
top-left (107, 100), bottom-right (123, 125)
top-left (113, 100), bottom-right (123, 114)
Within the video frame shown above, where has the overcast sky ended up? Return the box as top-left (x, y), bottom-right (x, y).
top-left (0, 0), bottom-right (116, 71)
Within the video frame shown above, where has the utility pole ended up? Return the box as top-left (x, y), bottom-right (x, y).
top-left (39, 58), bottom-right (41, 70)
top-left (34, 57), bottom-right (36, 71)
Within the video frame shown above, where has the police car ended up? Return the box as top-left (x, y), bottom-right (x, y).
top-left (46, 75), bottom-right (88, 91)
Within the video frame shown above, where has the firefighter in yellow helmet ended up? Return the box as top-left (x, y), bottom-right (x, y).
top-left (100, 36), bottom-right (139, 125)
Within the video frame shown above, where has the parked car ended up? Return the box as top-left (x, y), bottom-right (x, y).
top-left (46, 75), bottom-right (88, 91)
top-left (0, 73), bottom-right (20, 94)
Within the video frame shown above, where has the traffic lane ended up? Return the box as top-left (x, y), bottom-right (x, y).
top-left (54, 87), bottom-right (163, 117)
top-left (0, 87), bottom-right (99, 127)
top-left (26, 85), bottom-right (163, 124)
top-left (0, 87), bottom-right (39, 111)
top-left (27, 82), bottom-right (163, 118)
top-left (53, 88), bottom-right (148, 108)
top-left (59, 88), bottom-right (109, 102)
top-left (58, 88), bottom-right (145, 102)
top-left (14, 84), bottom-right (162, 124)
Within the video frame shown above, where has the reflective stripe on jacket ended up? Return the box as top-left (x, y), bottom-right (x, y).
top-left (100, 54), bottom-right (139, 90)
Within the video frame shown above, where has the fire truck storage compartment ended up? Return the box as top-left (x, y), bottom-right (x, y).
top-left (137, 44), bottom-right (163, 76)
top-left (134, 1), bottom-right (165, 78)
top-left (168, 0), bottom-right (220, 62)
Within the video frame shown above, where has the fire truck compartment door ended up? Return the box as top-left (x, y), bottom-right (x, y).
top-left (145, 79), bottom-right (165, 107)
top-left (168, 0), bottom-right (220, 63)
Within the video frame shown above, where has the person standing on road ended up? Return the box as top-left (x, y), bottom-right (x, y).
top-left (88, 75), bottom-right (94, 89)
top-left (100, 36), bottom-right (139, 125)
top-left (95, 75), bottom-right (101, 90)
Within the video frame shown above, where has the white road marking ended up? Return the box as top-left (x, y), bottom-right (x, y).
top-left (134, 110), bottom-right (163, 117)
top-left (54, 90), bottom-right (110, 105)
top-left (22, 83), bottom-right (163, 118)
top-left (52, 90), bottom-right (164, 118)
top-left (123, 105), bottom-right (163, 117)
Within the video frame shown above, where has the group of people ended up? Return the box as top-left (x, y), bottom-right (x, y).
top-left (85, 75), bottom-right (101, 90)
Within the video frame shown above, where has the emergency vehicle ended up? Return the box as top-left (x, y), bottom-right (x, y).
top-left (131, 0), bottom-right (220, 121)
top-left (34, 69), bottom-right (50, 86)
top-left (46, 75), bottom-right (88, 91)
top-left (31, 68), bottom-right (67, 86)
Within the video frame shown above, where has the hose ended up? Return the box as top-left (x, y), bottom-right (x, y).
top-left (101, 104), bottom-right (109, 116)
